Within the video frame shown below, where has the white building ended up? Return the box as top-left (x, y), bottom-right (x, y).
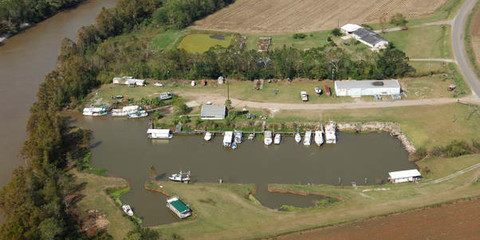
top-left (388, 169), bottom-right (422, 183)
top-left (341, 24), bottom-right (389, 49)
top-left (201, 104), bottom-right (226, 120)
top-left (147, 129), bottom-right (173, 139)
top-left (113, 76), bottom-right (146, 86)
top-left (334, 80), bottom-right (401, 97)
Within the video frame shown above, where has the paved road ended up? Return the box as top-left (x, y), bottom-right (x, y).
top-left (452, 0), bottom-right (480, 97)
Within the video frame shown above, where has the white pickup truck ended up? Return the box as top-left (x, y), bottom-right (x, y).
top-left (300, 91), bottom-right (308, 102)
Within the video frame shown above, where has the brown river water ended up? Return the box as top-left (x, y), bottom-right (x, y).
top-left (0, 0), bottom-right (416, 227)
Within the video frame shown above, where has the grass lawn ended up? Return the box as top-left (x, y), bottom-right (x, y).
top-left (245, 30), bottom-right (330, 51)
top-left (383, 25), bottom-right (452, 58)
top-left (150, 29), bottom-right (188, 51)
top-left (178, 33), bottom-right (232, 53)
top-left (149, 153), bottom-right (480, 239)
top-left (74, 171), bottom-right (135, 239)
top-left (274, 103), bottom-right (480, 150)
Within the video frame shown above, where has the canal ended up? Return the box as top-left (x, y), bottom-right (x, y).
top-left (74, 116), bottom-right (416, 226)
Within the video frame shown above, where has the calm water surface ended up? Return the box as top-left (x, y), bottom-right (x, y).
top-left (74, 116), bottom-right (415, 226)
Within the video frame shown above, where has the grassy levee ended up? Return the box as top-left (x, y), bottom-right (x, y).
top-left (273, 103), bottom-right (480, 150)
top-left (147, 154), bottom-right (480, 239)
top-left (178, 33), bottom-right (232, 53)
top-left (383, 25), bottom-right (452, 58)
top-left (465, 1), bottom-right (480, 79)
top-left (75, 171), bottom-right (135, 239)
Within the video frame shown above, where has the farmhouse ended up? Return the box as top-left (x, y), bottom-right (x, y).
top-left (334, 80), bottom-right (401, 97)
top-left (112, 76), bottom-right (146, 86)
top-left (201, 104), bottom-right (226, 120)
top-left (341, 24), bottom-right (389, 49)
top-left (388, 169), bottom-right (422, 183)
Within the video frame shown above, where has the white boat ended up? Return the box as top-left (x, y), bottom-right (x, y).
top-left (223, 131), bottom-right (233, 148)
top-left (122, 204), bottom-right (134, 216)
top-left (303, 131), bottom-right (312, 146)
top-left (248, 133), bottom-right (255, 140)
top-left (167, 197), bottom-right (192, 219)
top-left (154, 83), bottom-right (164, 87)
top-left (315, 87), bottom-right (322, 95)
top-left (314, 129), bottom-right (324, 146)
top-left (204, 132), bottom-right (213, 141)
top-left (234, 130), bottom-right (243, 144)
top-left (325, 121), bottom-right (337, 144)
top-left (147, 129), bottom-right (173, 139)
top-left (112, 105), bottom-right (140, 117)
top-left (231, 142), bottom-right (238, 149)
top-left (168, 171), bottom-right (191, 183)
top-left (294, 132), bottom-right (302, 143)
top-left (83, 106), bottom-right (108, 116)
top-left (127, 109), bottom-right (148, 118)
top-left (274, 133), bottom-right (281, 145)
top-left (264, 131), bottom-right (273, 146)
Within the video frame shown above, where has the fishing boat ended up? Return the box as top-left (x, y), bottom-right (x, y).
top-left (314, 129), bottom-right (324, 146)
top-left (83, 106), bottom-right (108, 116)
top-left (314, 87), bottom-right (322, 95)
top-left (234, 130), bottom-right (243, 144)
top-left (204, 132), bottom-right (213, 141)
top-left (264, 131), bottom-right (273, 146)
top-left (231, 142), bottom-right (238, 149)
top-left (248, 133), bottom-right (255, 140)
top-left (127, 109), bottom-right (148, 118)
top-left (112, 105), bottom-right (140, 117)
top-left (223, 131), bottom-right (233, 148)
top-left (274, 133), bottom-right (281, 145)
top-left (168, 171), bottom-right (191, 183)
top-left (167, 197), bottom-right (192, 219)
top-left (122, 204), bottom-right (134, 216)
top-left (303, 131), bottom-right (312, 146)
top-left (325, 121), bottom-right (337, 144)
top-left (294, 132), bottom-right (302, 143)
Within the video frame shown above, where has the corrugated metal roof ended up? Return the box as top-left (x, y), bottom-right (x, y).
top-left (201, 105), bottom-right (226, 117)
top-left (388, 169), bottom-right (422, 179)
top-left (335, 80), bottom-right (400, 89)
top-left (353, 28), bottom-right (388, 46)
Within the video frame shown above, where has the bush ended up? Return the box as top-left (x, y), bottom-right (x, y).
top-left (293, 33), bottom-right (307, 39)
top-left (331, 28), bottom-right (342, 36)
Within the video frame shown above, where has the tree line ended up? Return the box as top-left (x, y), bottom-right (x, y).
top-left (0, 0), bottom-right (84, 35)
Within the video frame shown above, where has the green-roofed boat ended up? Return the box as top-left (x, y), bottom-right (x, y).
top-left (166, 197), bottom-right (192, 219)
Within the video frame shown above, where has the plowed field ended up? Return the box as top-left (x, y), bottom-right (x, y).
top-left (470, 3), bottom-right (480, 68)
top-left (278, 199), bottom-right (480, 240)
top-left (193, 0), bottom-right (447, 33)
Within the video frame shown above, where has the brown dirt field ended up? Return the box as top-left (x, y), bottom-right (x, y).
top-left (278, 199), bottom-right (480, 240)
top-left (192, 0), bottom-right (447, 33)
top-left (470, 4), bottom-right (480, 67)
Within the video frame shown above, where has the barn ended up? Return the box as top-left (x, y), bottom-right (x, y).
top-left (334, 80), bottom-right (401, 97)
top-left (201, 104), bottom-right (227, 120)
top-left (341, 24), bottom-right (389, 49)
top-left (388, 169), bottom-right (422, 183)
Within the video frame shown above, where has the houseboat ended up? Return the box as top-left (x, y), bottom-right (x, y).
top-left (303, 131), bottom-right (312, 146)
top-left (147, 129), bottom-right (173, 139)
top-left (168, 171), bottom-right (190, 183)
top-left (274, 133), bottom-right (281, 145)
top-left (122, 204), bottom-right (134, 216)
top-left (234, 130), bottom-right (243, 144)
top-left (83, 106), bottom-right (108, 116)
top-left (204, 132), bottom-right (213, 141)
top-left (325, 121), bottom-right (337, 144)
top-left (166, 197), bottom-right (192, 219)
top-left (111, 105), bottom-right (140, 117)
top-left (264, 131), bottom-right (273, 146)
top-left (223, 131), bottom-right (233, 147)
top-left (294, 132), bottom-right (302, 143)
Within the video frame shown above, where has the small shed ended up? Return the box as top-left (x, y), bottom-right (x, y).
top-left (218, 76), bottom-right (225, 84)
top-left (147, 129), bottom-right (173, 139)
top-left (388, 169), bottom-right (422, 183)
top-left (201, 104), bottom-right (226, 120)
top-left (334, 80), bottom-right (400, 97)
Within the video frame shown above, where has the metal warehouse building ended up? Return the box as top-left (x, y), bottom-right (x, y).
top-left (201, 104), bottom-right (227, 120)
top-left (334, 80), bottom-right (401, 97)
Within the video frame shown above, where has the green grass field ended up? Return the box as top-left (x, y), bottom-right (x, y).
top-left (245, 30), bottom-right (330, 51)
top-left (383, 25), bottom-right (452, 58)
top-left (178, 34), bottom-right (232, 53)
top-left (150, 29), bottom-right (188, 51)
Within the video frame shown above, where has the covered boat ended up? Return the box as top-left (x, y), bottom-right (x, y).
top-left (264, 131), bottom-right (273, 146)
top-left (234, 130), bottom-right (243, 144)
top-left (294, 132), bottom-right (302, 143)
top-left (147, 129), bottom-right (173, 139)
top-left (204, 132), bottom-right (213, 141)
top-left (112, 105), bottom-right (140, 117)
top-left (325, 121), bottom-right (337, 144)
top-left (303, 131), bottom-right (312, 146)
top-left (274, 133), bottom-right (281, 145)
top-left (167, 197), bottom-right (192, 219)
top-left (314, 126), bottom-right (324, 146)
top-left (223, 131), bottom-right (233, 147)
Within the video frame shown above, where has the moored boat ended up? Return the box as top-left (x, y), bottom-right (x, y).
top-left (303, 131), bottom-right (312, 146)
top-left (122, 204), bottom-right (134, 216)
top-left (112, 105), bottom-right (140, 117)
top-left (83, 106), bottom-right (108, 116)
top-left (248, 133), bottom-right (255, 140)
top-left (204, 132), bottom-right (213, 141)
top-left (274, 133), bottom-right (281, 145)
top-left (168, 171), bottom-right (191, 183)
top-left (231, 142), bottom-right (238, 149)
top-left (264, 131), bottom-right (273, 146)
top-left (234, 130), bottom-right (243, 144)
top-left (223, 131), bottom-right (233, 148)
top-left (294, 132), bottom-right (302, 143)
top-left (325, 121), bottom-right (337, 144)
top-left (167, 197), bottom-right (192, 219)
top-left (314, 130), bottom-right (324, 146)
top-left (127, 109), bottom-right (148, 118)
